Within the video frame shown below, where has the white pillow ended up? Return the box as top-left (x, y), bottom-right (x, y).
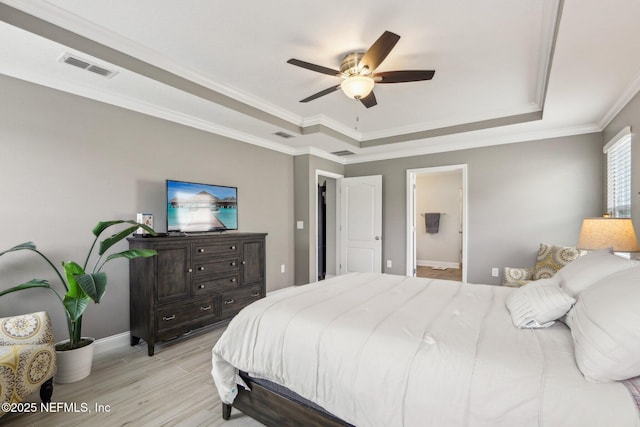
top-left (555, 249), bottom-right (639, 297)
top-left (505, 278), bottom-right (576, 329)
top-left (566, 265), bottom-right (640, 382)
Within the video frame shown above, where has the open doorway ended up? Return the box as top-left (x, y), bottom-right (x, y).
top-left (406, 165), bottom-right (467, 282)
top-left (315, 170), bottom-right (342, 282)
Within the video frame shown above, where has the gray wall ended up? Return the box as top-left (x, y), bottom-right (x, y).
top-left (346, 133), bottom-right (604, 284)
top-left (0, 75), bottom-right (295, 342)
top-left (1, 68), bottom-right (614, 345)
top-left (603, 89), bottom-right (640, 232)
top-left (293, 155), bottom-right (344, 285)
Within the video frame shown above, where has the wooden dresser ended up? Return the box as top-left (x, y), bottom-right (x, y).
top-left (127, 232), bottom-right (266, 355)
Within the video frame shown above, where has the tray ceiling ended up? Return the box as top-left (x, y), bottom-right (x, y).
top-left (2, 0), bottom-right (640, 163)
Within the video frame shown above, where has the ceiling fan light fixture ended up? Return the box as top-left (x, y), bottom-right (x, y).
top-left (340, 75), bottom-right (375, 99)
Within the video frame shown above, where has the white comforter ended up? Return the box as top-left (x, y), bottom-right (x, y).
top-left (211, 273), bottom-right (639, 427)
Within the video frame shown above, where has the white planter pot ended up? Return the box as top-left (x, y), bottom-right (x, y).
top-left (55, 338), bottom-right (95, 384)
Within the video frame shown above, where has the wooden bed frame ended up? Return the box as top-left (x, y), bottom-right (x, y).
top-left (222, 372), bottom-right (353, 427)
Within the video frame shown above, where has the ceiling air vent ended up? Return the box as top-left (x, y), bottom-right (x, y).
top-left (331, 150), bottom-right (356, 156)
top-left (58, 53), bottom-right (118, 78)
top-left (274, 131), bottom-right (295, 139)
top-left (86, 64), bottom-right (114, 77)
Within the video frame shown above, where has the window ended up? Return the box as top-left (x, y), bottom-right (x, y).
top-left (604, 126), bottom-right (632, 218)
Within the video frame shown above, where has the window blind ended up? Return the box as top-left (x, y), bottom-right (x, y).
top-left (604, 126), bottom-right (632, 218)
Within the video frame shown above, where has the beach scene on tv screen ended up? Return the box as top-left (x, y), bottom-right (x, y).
top-left (167, 182), bottom-right (237, 231)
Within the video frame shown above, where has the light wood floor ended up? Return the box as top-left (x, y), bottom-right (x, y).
top-left (3, 327), bottom-right (265, 427)
top-left (416, 265), bottom-right (462, 281)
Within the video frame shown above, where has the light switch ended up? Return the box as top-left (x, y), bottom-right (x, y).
top-left (296, 221), bottom-right (304, 229)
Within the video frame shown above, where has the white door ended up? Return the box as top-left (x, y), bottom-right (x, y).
top-left (339, 175), bottom-right (382, 273)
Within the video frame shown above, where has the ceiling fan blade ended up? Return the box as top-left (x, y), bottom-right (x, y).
top-left (375, 70), bottom-right (436, 83)
top-left (287, 58), bottom-right (341, 77)
top-left (299, 85), bottom-right (341, 103)
top-left (359, 91), bottom-right (377, 108)
top-left (358, 31), bottom-right (401, 72)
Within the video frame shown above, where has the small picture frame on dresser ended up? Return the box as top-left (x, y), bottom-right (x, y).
top-left (136, 213), bottom-right (153, 235)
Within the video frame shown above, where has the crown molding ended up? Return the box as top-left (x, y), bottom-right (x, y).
top-left (1, 0), bottom-right (561, 150)
top-left (344, 123), bottom-right (601, 164)
top-left (536, 0), bottom-right (563, 108)
top-left (292, 146), bottom-right (348, 164)
top-left (2, 0), bottom-right (305, 128)
top-left (598, 68), bottom-right (640, 130)
top-left (300, 114), bottom-right (362, 140)
top-left (2, 0), bottom-right (613, 167)
top-left (360, 103), bottom-right (542, 142)
top-left (0, 63), bottom-right (299, 157)
top-left (2, 58), bottom-right (603, 167)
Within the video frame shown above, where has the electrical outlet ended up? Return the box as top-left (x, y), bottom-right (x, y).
top-left (491, 267), bottom-right (499, 277)
top-left (386, 260), bottom-right (392, 268)
top-left (280, 264), bottom-right (285, 273)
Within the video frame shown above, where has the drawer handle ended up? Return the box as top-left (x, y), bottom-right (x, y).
top-left (199, 284), bottom-right (205, 289)
top-left (230, 245), bottom-right (236, 250)
top-left (224, 299), bottom-right (235, 305)
top-left (251, 292), bottom-right (260, 297)
top-left (241, 260), bottom-right (247, 265)
top-left (198, 266), bottom-right (205, 271)
top-left (199, 248), bottom-right (205, 253)
top-left (200, 305), bottom-right (212, 311)
top-left (163, 315), bottom-right (176, 321)
top-left (230, 278), bottom-right (236, 283)
top-left (230, 262), bottom-right (236, 266)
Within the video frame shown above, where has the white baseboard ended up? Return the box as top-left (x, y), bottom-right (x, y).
top-left (93, 331), bottom-right (131, 356)
top-left (417, 260), bottom-right (460, 269)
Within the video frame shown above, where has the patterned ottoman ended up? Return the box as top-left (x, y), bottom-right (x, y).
top-left (0, 312), bottom-right (56, 418)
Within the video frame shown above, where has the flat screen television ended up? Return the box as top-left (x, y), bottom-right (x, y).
top-left (166, 179), bottom-right (238, 232)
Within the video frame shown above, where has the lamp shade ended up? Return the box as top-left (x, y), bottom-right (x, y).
top-left (340, 75), bottom-right (375, 99)
top-left (577, 218), bottom-right (640, 252)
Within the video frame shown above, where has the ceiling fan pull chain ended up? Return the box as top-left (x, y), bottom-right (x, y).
top-left (354, 101), bottom-right (360, 131)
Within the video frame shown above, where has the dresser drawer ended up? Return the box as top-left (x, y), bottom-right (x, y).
top-left (156, 298), bottom-right (217, 333)
top-left (193, 241), bottom-right (239, 259)
top-left (193, 258), bottom-right (239, 277)
top-left (193, 274), bottom-right (239, 295)
top-left (220, 285), bottom-right (263, 318)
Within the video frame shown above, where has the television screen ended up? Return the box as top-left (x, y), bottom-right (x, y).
top-left (166, 180), bottom-right (238, 232)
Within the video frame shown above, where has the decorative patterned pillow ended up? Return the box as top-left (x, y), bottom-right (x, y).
top-left (505, 277), bottom-right (576, 328)
top-left (532, 243), bottom-right (585, 280)
top-left (503, 267), bottom-right (533, 287)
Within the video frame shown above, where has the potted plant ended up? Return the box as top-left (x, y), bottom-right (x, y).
top-left (0, 220), bottom-right (157, 383)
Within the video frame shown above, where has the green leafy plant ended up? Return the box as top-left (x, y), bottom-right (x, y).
top-left (0, 220), bottom-right (157, 350)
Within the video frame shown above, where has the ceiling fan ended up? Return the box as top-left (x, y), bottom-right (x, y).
top-left (287, 30), bottom-right (435, 108)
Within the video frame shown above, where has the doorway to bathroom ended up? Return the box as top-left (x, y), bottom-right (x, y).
top-left (406, 165), bottom-right (467, 282)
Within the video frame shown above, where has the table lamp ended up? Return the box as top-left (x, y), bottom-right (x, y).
top-left (577, 217), bottom-right (640, 253)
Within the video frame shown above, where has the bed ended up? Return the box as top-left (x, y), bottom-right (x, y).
top-left (211, 254), bottom-right (640, 427)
